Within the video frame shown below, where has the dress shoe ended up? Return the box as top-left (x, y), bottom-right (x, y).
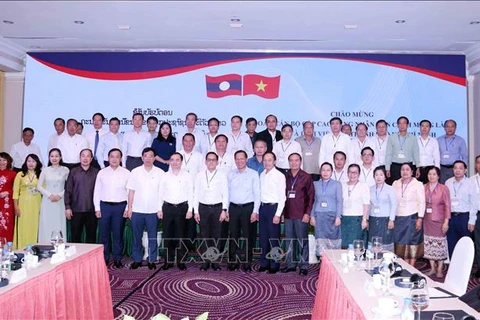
top-left (130, 262), bottom-right (141, 270)
top-left (114, 260), bottom-right (123, 268)
top-left (299, 269), bottom-right (308, 276)
top-left (242, 264), bottom-right (252, 272)
top-left (200, 262), bottom-right (210, 271)
top-left (148, 262), bottom-right (156, 270)
top-left (258, 266), bottom-right (268, 272)
top-left (212, 263), bottom-right (221, 271)
top-left (281, 266), bottom-right (297, 273)
top-left (228, 263), bottom-right (239, 271)
top-left (162, 263), bottom-right (173, 270)
top-left (105, 259), bottom-right (109, 267)
top-left (268, 268), bottom-right (279, 274)
top-left (178, 263), bottom-right (187, 271)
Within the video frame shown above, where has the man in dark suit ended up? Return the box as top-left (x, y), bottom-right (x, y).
top-left (255, 114), bottom-right (282, 152)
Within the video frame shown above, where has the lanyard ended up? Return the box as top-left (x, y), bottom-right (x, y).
top-left (231, 132), bottom-right (240, 146)
top-left (290, 174), bottom-right (300, 190)
top-left (207, 135), bottom-right (216, 147)
top-left (332, 134), bottom-right (341, 148)
top-left (347, 182), bottom-right (358, 198)
top-left (334, 170), bottom-right (344, 181)
top-left (304, 138), bottom-right (314, 147)
top-left (427, 183), bottom-right (438, 203)
top-left (445, 136), bottom-right (456, 152)
top-left (377, 137), bottom-right (386, 150)
top-left (321, 179), bottom-right (330, 194)
top-left (401, 180), bottom-right (411, 198)
top-left (362, 167), bottom-right (372, 181)
top-left (419, 137), bottom-right (430, 149)
top-left (398, 134), bottom-right (407, 151)
top-left (375, 183), bottom-right (384, 201)
top-left (281, 141), bottom-right (292, 153)
top-left (184, 152), bottom-right (192, 167)
top-left (205, 170), bottom-right (218, 188)
top-left (453, 179), bottom-right (463, 197)
top-left (357, 139), bottom-right (366, 150)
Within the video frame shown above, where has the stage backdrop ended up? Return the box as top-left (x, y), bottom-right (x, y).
top-left (23, 52), bottom-right (467, 157)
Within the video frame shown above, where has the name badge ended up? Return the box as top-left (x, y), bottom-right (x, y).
top-left (28, 187), bottom-right (39, 195)
top-left (288, 191), bottom-right (296, 199)
top-left (451, 199), bottom-right (459, 207)
top-left (399, 201), bottom-right (406, 208)
top-left (321, 202), bottom-right (328, 208)
top-left (398, 153), bottom-right (406, 159)
top-left (426, 208), bottom-right (433, 213)
top-left (373, 205), bottom-right (380, 214)
top-left (344, 200), bottom-right (352, 209)
top-left (278, 156), bottom-right (285, 163)
top-left (305, 152), bottom-right (313, 156)
top-left (443, 154), bottom-right (450, 159)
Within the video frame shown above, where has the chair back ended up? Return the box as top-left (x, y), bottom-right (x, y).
top-left (444, 236), bottom-right (474, 296)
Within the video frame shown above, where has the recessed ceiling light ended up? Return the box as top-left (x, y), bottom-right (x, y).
top-left (230, 17), bottom-right (242, 28)
top-left (344, 24), bottom-right (358, 29)
top-left (30, 46), bottom-right (41, 49)
top-left (74, 20), bottom-right (84, 24)
top-left (395, 20), bottom-right (406, 24)
top-left (118, 25), bottom-right (131, 30)
top-left (470, 21), bottom-right (480, 25)
top-left (3, 20), bottom-right (14, 24)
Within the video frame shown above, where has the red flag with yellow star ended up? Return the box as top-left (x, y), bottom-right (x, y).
top-left (243, 74), bottom-right (280, 99)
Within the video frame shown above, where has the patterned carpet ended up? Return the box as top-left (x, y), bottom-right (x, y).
top-left (110, 259), bottom-right (320, 320)
top-left (109, 257), bottom-right (480, 320)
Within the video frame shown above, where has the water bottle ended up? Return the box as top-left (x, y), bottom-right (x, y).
top-left (401, 297), bottom-right (414, 320)
top-left (6, 242), bottom-right (14, 262)
top-left (1, 251), bottom-right (10, 279)
top-left (347, 244), bottom-right (355, 267)
top-left (25, 244), bottom-right (34, 269)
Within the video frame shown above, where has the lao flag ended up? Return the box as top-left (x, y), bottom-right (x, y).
top-left (243, 74), bottom-right (280, 99)
top-left (206, 74), bottom-right (242, 98)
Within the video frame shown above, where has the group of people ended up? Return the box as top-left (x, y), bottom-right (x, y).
top-left (0, 111), bottom-right (478, 278)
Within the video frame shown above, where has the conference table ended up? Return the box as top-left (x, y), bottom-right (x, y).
top-left (312, 250), bottom-right (480, 319)
top-left (0, 244), bottom-right (113, 320)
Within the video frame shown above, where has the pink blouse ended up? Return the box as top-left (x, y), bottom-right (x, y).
top-left (424, 183), bottom-right (451, 222)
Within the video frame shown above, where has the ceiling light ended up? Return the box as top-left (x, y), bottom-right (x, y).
top-left (74, 20), bottom-right (84, 24)
top-left (30, 46), bottom-right (41, 49)
top-left (344, 24), bottom-right (358, 29)
top-left (118, 25), bottom-right (131, 30)
top-left (3, 20), bottom-right (14, 24)
top-left (470, 21), bottom-right (480, 25)
top-left (230, 17), bottom-right (243, 28)
top-left (395, 20), bottom-right (406, 24)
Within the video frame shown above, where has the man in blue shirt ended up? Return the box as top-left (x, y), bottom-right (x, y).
top-left (227, 151), bottom-right (261, 272)
top-left (438, 119), bottom-right (468, 183)
top-left (247, 140), bottom-right (267, 175)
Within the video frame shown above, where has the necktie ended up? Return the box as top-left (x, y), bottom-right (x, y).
top-left (94, 130), bottom-right (99, 158)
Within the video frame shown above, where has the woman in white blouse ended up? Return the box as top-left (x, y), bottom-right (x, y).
top-left (341, 164), bottom-right (370, 249)
top-left (392, 163), bottom-right (426, 266)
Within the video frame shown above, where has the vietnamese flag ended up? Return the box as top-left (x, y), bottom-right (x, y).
top-left (243, 74), bottom-right (280, 99)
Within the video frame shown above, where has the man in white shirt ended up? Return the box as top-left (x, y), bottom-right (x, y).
top-left (97, 117), bottom-right (124, 168)
top-left (350, 123), bottom-right (377, 166)
top-left (93, 148), bottom-right (130, 268)
top-left (126, 147), bottom-right (165, 270)
top-left (445, 160), bottom-right (478, 258)
top-left (176, 112), bottom-right (203, 153)
top-left (147, 116), bottom-right (158, 145)
top-left (193, 151), bottom-right (229, 271)
top-left (57, 118), bottom-right (89, 169)
top-left (158, 152), bottom-right (193, 271)
top-left (199, 117), bottom-right (220, 155)
top-left (214, 134), bottom-right (235, 174)
top-left (359, 147), bottom-right (376, 187)
top-left (319, 117), bottom-right (352, 167)
top-left (47, 118), bottom-right (66, 152)
top-left (332, 151), bottom-right (349, 183)
top-left (259, 152), bottom-right (286, 274)
top-left (179, 133), bottom-right (204, 252)
top-left (226, 115), bottom-right (254, 158)
top-left (470, 155), bottom-right (480, 278)
top-left (122, 113), bottom-right (151, 171)
top-left (85, 112), bottom-right (108, 169)
top-left (76, 122), bottom-right (84, 135)
top-left (374, 119), bottom-right (389, 167)
top-left (416, 119), bottom-right (440, 183)
top-left (10, 127), bottom-right (44, 171)
top-left (227, 150), bottom-right (260, 272)
top-left (272, 124), bottom-right (302, 175)
top-left (341, 123), bottom-right (352, 137)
